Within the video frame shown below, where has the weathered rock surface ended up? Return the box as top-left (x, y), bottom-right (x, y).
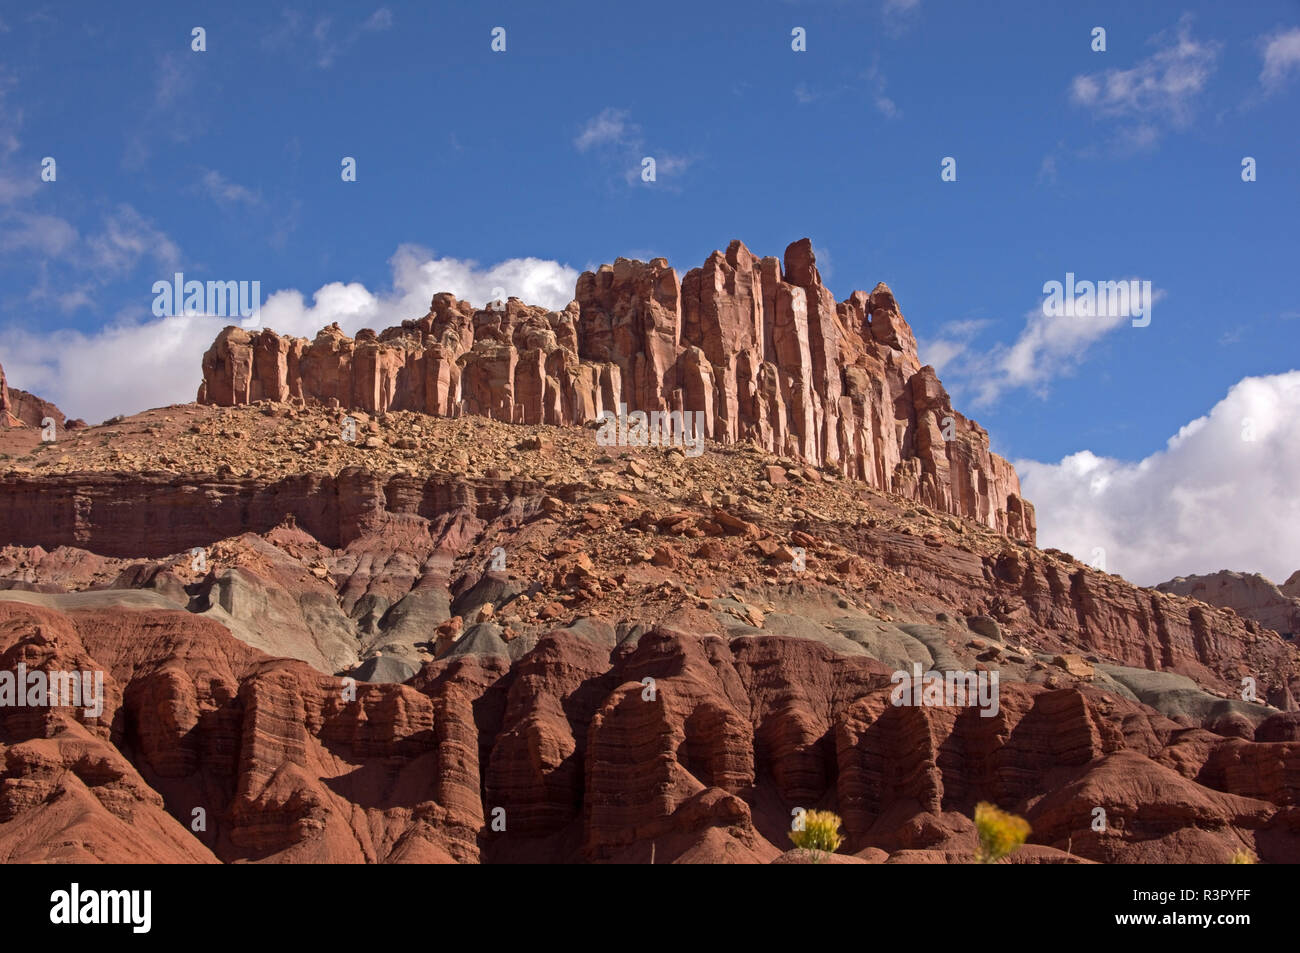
top-left (2, 599), bottom-right (1296, 864)
top-left (1158, 570), bottom-right (1300, 641)
top-left (196, 240), bottom-right (1035, 542)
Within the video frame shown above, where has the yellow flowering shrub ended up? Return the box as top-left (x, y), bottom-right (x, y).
top-left (789, 810), bottom-right (843, 854)
top-left (974, 802), bottom-right (1030, 863)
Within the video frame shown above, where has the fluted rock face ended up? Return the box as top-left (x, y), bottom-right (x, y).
top-left (197, 239), bottom-right (1035, 542)
top-left (4, 601), bottom-right (1297, 864)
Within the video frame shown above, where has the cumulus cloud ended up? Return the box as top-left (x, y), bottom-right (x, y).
top-left (1069, 15), bottom-right (1218, 147)
top-left (0, 248), bottom-right (579, 421)
top-left (1018, 371), bottom-right (1300, 586)
top-left (1260, 26), bottom-right (1300, 91)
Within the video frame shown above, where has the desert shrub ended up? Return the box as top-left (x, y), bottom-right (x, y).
top-left (789, 809), bottom-right (843, 855)
top-left (974, 802), bottom-right (1030, 863)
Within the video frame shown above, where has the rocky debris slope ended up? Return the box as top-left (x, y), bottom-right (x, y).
top-left (2, 403), bottom-right (1295, 711)
top-left (196, 239), bottom-right (1035, 542)
top-left (1158, 571), bottom-right (1300, 642)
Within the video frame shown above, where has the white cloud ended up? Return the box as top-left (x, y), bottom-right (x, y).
top-left (1019, 371), bottom-right (1300, 586)
top-left (0, 172), bottom-right (37, 205)
top-left (154, 52), bottom-right (192, 110)
top-left (0, 204), bottom-right (181, 303)
top-left (362, 7), bottom-right (394, 31)
top-left (200, 169), bottom-right (261, 207)
top-left (925, 285), bottom-right (1163, 406)
top-left (382, 245), bottom-right (579, 315)
top-left (1, 314), bottom-right (231, 421)
top-left (797, 64), bottom-right (900, 119)
top-left (0, 69), bottom-right (24, 162)
top-left (0, 248), bottom-right (579, 421)
top-left (918, 319), bottom-right (990, 375)
top-left (810, 243), bottom-right (833, 280)
top-left (574, 108), bottom-right (635, 152)
top-left (621, 153), bottom-right (692, 186)
top-left (882, 0), bottom-right (920, 35)
top-left (312, 18), bottom-right (338, 68)
top-left (0, 212), bottom-right (78, 255)
top-left (575, 108), bottom-right (692, 187)
top-left (863, 62), bottom-right (900, 119)
top-left (261, 9), bottom-right (392, 70)
top-left (1037, 154), bottom-right (1058, 185)
top-left (992, 302), bottom-right (1129, 401)
top-left (1260, 26), bottom-right (1300, 91)
top-left (86, 204), bottom-right (181, 276)
top-left (920, 339), bottom-right (965, 375)
top-left (1069, 15), bottom-right (1218, 146)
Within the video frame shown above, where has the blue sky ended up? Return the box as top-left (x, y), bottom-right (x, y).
top-left (1, 0), bottom-right (1298, 584)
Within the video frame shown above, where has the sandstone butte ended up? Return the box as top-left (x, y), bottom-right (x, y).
top-left (196, 239), bottom-right (1036, 544)
top-left (0, 238), bottom-right (1298, 866)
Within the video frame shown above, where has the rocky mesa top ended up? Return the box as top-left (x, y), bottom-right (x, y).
top-left (197, 238), bottom-right (1035, 543)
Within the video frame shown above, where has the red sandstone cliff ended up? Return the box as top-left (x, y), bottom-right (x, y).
top-left (196, 240), bottom-right (1035, 543)
top-left (1158, 571), bottom-right (1300, 641)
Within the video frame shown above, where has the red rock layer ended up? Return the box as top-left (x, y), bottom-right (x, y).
top-left (3, 602), bottom-right (1296, 864)
top-left (2, 466), bottom-right (1292, 706)
top-left (824, 519), bottom-right (1300, 708)
top-left (196, 240), bottom-right (1035, 542)
top-left (0, 468), bottom-right (567, 557)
